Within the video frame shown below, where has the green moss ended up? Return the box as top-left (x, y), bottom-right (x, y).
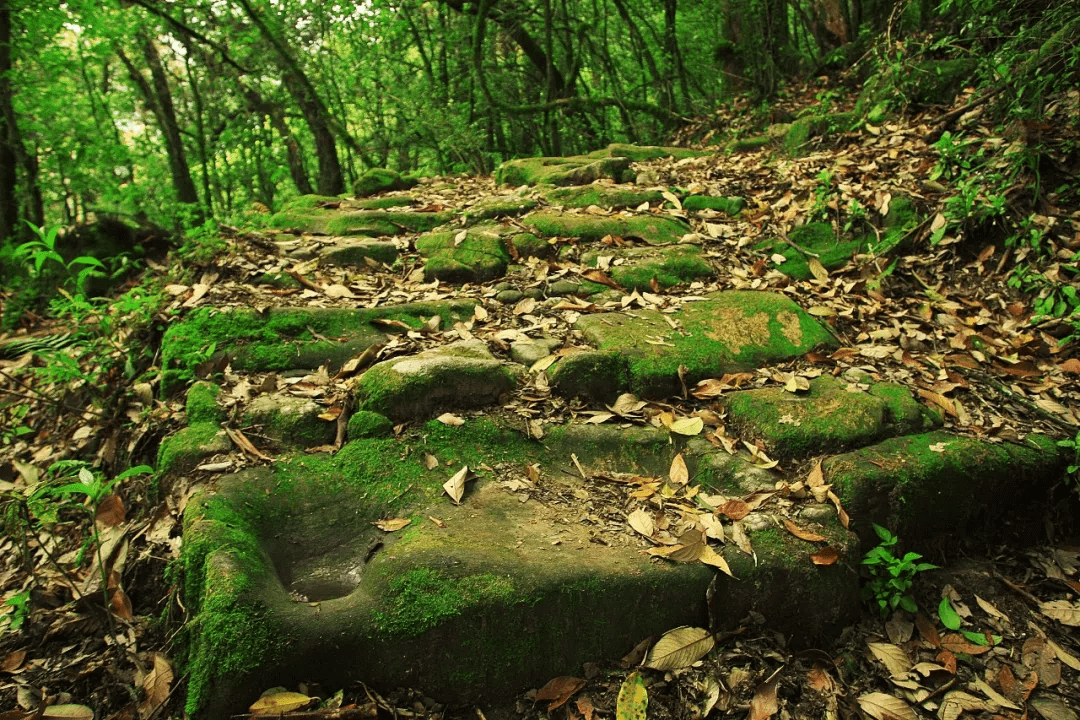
top-left (353, 168), bottom-right (416, 197)
top-left (525, 211), bottom-right (691, 246)
top-left (324, 210), bottom-right (454, 237)
top-left (352, 195), bottom-right (417, 210)
top-left (280, 195), bottom-right (340, 211)
top-left (157, 422), bottom-right (227, 474)
top-left (242, 397), bottom-right (333, 449)
top-left (415, 228), bottom-right (510, 283)
top-left (255, 272), bottom-right (302, 290)
top-left (541, 185), bottom-right (664, 209)
top-left (373, 568), bottom-right (515, 636)
top-left (597, 247), bottom-right (713, 290)
top-left (588, 143), bottom-right (711, 161)
top-left (268, 210), bottom-right (332, 234)
top-left (463, 196), bottom-right (538, 221)
top-left (682, 196), bottom-right (746, 215)
top-left (354, 355), bottom-right (519, 420)
top-left (728, 136), bottom-right (771, 153)
top-left (783, 113), bottom-right (858, 155)
top-left (347, 410), bottom-right (394, 440)
top-left (508, 232), bottom-right (549, 258)
top-left (186, 382), bottom-right (223, 425)
top-left (760, 222), bottom-right (867, 280)
top-left (495, 155), bottom-right (633, 186)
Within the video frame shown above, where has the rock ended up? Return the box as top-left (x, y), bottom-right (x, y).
top-left (724, 376), bottom-right (940, 459)
top-left (495, 289), bottom-right (524, 304)
top-left (347, 410), bottom-right (394, 440)
top-left (509, 337), bottom-right (560, 366)
top-left (783, 112), bottom-right (858, 155)
top-left (540, 184), bottom-right (665, 209)
top-left (415, 224), bottom-right (511, 284)
top-left (318, 239), bottom-right (399, 267)
top-left (588, 143), bottom-right (713, 161)
top-left (352, 168), bottom-right (417, 197)
top-left (580, 245), bottom-right (713, 291)
top-left (495, 155), bottom-right (633, 187)
top-left (156, 422), bottom-right (231, 474)
top-left (681, 195), bottom-right (746, 215)
top-left (524, 210), bottom-right (691, 246)
top-left (550, 291), bottom-right (837, 400)
top-left (269, 209), bottom-right (453, 236)
top-left (462, 192), bottom-right (538, 221)
top-left (243, 394), bottom-right (335, 449)
top-left (354, 340), bottom-right (523, 420)
top-left (186, 382), bottom-right (224, 425)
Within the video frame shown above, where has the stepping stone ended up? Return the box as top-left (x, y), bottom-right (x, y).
top-left (353, 340), bottom-right (523, 420)
top-left (724, 376), bottom-right (941, 459)
top-left (682, 195), bottom-right (746, 215)
top-left (540, 184), bottom-right (665, 210)
top-left (495, 155), bottom-right (633, 187)
top-left (269, 209), bottom-right (454, 236)
top-left (550, 291), bottom-right (837, 400)
top-left (180, 418), bottom-right (859, 719)
top-left (462, 191), bottom-right (538, 222)
top-left (317, 238), bottom-right (399, 267)
top-left (824, 430), bottom-right (1065, 542)
top-left (581, 245), bottom-right (713, 291)
top-left (242, 394), bottom-right (336, 450)
top-left (524, 210), bottom-right (691, 246)
top-left (414, 224), bottom-right (517, 283)
top-left (161, 302), bottom-right (476, 388)
top-left (352, 168), bottom-right (417, 197)
top-left (587, 143), bottom-right (713, 161)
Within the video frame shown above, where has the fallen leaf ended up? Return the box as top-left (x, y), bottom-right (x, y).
top-left (748, 667), bottom-right (782, 720)
top-left (95, 495), bottom-right (125, 528)
top-left (782, 519), bottom-right (827, 543)
top-left (1041, 599), bottom-right (1080, 626)
top-left (534, 676), bottom-right (586, 711)
top-left (374, 518), bottom-right (411, 532)
top-left (811, 546), bottom-right (840, 565)
top-left (718, 500), bottom-right (750, 520)
top-left (669, 454), bottom-right (689, 485)
top-left (940, 633), bottom-right (993, 655)
top-left (443, 466), bottom-right (470, 505)
top-left (669, 417), bottom-right (704, 436)
top-left (423, 453), bottom-right (439, 470)
top-left (249, 691), bottom-right (313, 715)
top-left (616, 672), bottom-right (647, 720)
top-left (627, 508), bottom-right (655, 539)
top-left (868, 642), bottom-right (912, 678)
top-left (856, 692), bottom-right (918, 720)
top-left (0, 650), bottom-right (26, 673)
top-left (436, 413), bottom-right (465, 426)
top-left (577, 695), bottom-right (595, 720)
top-left (111, 587), bottom-right (133, 621)
top-left (41, 706), bottom-right (94, 720)
top-left (698, 544), bottom-right (735, 577)
top-left (643, 627), bottom-right (715, 670)
top-left (138, 654), bottom-right (173, 719)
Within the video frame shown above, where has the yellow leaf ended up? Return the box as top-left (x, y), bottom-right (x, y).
top-left (644, 626), bottom-right (714, 670)
top-left (669, 454), bottom-right (689, 485)
top-left (856, 692), bottom-right (919, 720)
top-left (616, 672), bottom-right (648, 720)
top-left (249, 691), bottom-right (314, 715)
top-left (669, 417), bottom-right (704, 436)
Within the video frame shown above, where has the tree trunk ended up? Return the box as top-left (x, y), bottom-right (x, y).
top-left (0, 0), bottom-right (19, 242)
top-left (242, 86), bottom-right (314, 196)
top-left (236, 0), bottom-right (345, 195)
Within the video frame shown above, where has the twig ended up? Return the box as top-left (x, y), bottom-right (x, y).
top-left (0, 368), bottom-right (105, 417)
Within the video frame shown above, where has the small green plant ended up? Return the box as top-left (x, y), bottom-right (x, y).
top-left (862, 523), bottom-right (938, 615)
top-left (1, 590), bottom-right (31, 634)
top-left (1056, 430), bottom-right (1080, 491)
top-left (15, 221), bottom-right (106, 294)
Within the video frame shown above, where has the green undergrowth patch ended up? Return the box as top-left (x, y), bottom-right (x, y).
top-left (372, 568), bottom-right (515, 636)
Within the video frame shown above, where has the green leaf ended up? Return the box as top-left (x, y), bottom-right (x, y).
top-left (938, 597), bottom-right (962, 631)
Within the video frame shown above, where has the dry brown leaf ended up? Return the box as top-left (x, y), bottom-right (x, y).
top-left (748, 668), bottom-right (781, 720)
top-left (811, 546), bottom-right (840, 565)
top-left (718, 500), bottom-right (750, 520)
top-left (41, 706), bottom-right (94, 720)
top-left (534, 676), bottom-right (586, 711)
top-left (868, 642), bottom-right (912, 678)
top-left (643, 626), bottom-right (714, 670)
top-left (423, 453), bottom-right (439, 470)
top-left (95, 495), bottom-right (125, 528)
top-left (782, 518), bottom-right (827, 543)
top-left (856, 692), bottom-right (918, 720)
top-left (669, 454), bottom-right (689, 485)
top-left (443, 466), bottom-right (470, 505)
top-left (941, 633), bottom-right (993, 655)
top-left (698, 544), bottom-right (735, 578)
top-left (627, 508), bottom-right (655, 539)
top-left (110, 587), bottom-right (133, 621)
top-left (436, 412), bottom-right (465, 426)
top-left (1040, 599), bottom-right (1080, 626)
top-left (577, 695), bottom-right (595, 720)
top-left (138, 654), bottom-right (173, 719)
top-left (373, 518), bottom-right (411, 532)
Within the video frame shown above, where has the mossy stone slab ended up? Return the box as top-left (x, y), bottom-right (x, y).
top-left (783, 112), bottom-right (858, 155)
top-left (156, 421), bottom-right (231, 474)
top-left (462, 193), bottom-right (538, 222)
top-left (161, 302), bottom-right (476, 388)
top-left (541, 185), bottom-right (665, 209)
top-left (318, 239), bottom-right (399, 267)
top-left (682, 196), bottom-right (746, 215)
top-left (495, 156), bottom-right (633, 187)
top-left (415, 225), bottom-right (511, 283)
top-left (587, 143), bottom-right (712, 161)
top-left (352, 168), bottom-right (417, 197)
top-left (269, 209), bottom-right (453, 236)
top-left (354, 339), bottom-right (523, 420)
top-left (760, 222), bottom-right (867, 280)
top-left (180, 417), bottom-right (858, 719)
top-left (725, 377), bottom-right (940, 460)
top-left (524, 210), bottom-right (691, 246)
top-left (186, 382), bottom-right (224, 425)
top-left (279, 195), bottom-right (342, 211)
top-left (551, 291), bottom-right (837, 400)
top-left (823, 431), bottom-right (1065, 543)
top-left (581, 245), bottom-right (713, 291)
top-left (242, 394), bottom-right (336, 449)
top-left (351, 195), bottom-right (419, 210)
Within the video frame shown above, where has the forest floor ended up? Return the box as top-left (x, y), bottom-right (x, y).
top-left (2, 80), bottom-right (1080, 720)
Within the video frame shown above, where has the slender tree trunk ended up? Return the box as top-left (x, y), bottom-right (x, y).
top-left (116, 37), bottom-right (203, 224)
top-left (184, 51), bottom-right (213, 217)
top-left (235, 0), bottom-right (345, 195)
top-left (0, 0), bottom-right (19, 242)
top-left (242, 87), bottom-right (314, 195)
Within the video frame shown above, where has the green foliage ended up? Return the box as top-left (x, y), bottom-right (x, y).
top-left (1056, 430), bottom-right (1080, 492)
top-left (0, 591), bottom-right (31, 635)
top-left (861, 524), bottom-right (938, 616)
top-left (177, 220), bottom-right (227, 265)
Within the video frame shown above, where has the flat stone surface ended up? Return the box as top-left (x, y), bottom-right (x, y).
top-left (588, 143), bottom-right (714, 161)
top-left (724, 376), bottom-right (940, 458)
top-left (541, 184), bottom-right (665, 209)
top-left (524, 210), bottom-right (691, 246)
top-left (550, 291), bottom-right (837, 399)
top-left (581, 245), bottom-right (713, 291)
top-left (415, 224), bottom-right (511, 283)
top-left (495, 155), bottom-right (633, 186)
top-left (242, 394), bottom-right (335, 449)
top-left (318, 238), bottom-right (399, 267)
top-left (354, 339), bottom-right (523, 420)
top-left (269, 209), bottom-right (453, 236)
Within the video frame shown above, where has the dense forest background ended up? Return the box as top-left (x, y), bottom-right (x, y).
top-left (0, 0), bottom-right (1073, 241)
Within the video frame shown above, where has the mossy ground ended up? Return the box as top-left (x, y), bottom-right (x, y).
top-left (525, 210), bottom-right (691, 246)
top-left (582, 246), bottom-right (713, 291)
top-left (415, 227), bottom-right (511, 283)
top-left (542, 185), bottom-right (664, 209)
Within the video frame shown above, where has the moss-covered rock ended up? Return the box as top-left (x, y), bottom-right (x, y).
top-left (354, 340), bottom-right (523, 420)
top-left (161, 302), bottom-right (476, 389)
top-left (242, 394), bottom-right (335, 449)
top-left (724, 376), bottom-right (940, 459)
top-left (824, 431), bottom-right (1065, 543)
top-left (587, 143), bottom-right (713, 161)
top-left (581, 245), bottom-right (713, 291)
top-left (415, 225), bottom-right (511, 283)
top-left (495, 155), bottom-right (633, 187)
top-left (783, 112), bottom-right (858, 155)
top-left (186, 382), bottom-right (224, 425)
top-left (317, 239), bottom-right (399, 267)
top-left (760, 222), bottom-right (866, 280)
top-left (728, 136), bottom-right (771, 153)
top-left (347, 410), bottom-right (394, 440)
top-left (541, 185), bottom-right (665, 210)
top-left (269, 209), bottom-right (453, 236)
top-left (462, 193), bottom-right (538, 222)
top-left (524, 210), bottom-right (691, 246)
top-left (551, 291), bottom-right (837, 400)
top-left (352, 168), bottom-right (417, 197)
top-left (682, 195), bottom-right (746, 215)
top-left (157, 422), bottom-right (231, 474)
top-left (254, 272), bottom-right (303, 290)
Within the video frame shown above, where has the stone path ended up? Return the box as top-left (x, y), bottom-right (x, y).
top-left (157, 145), bottom-right (1066, 718)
